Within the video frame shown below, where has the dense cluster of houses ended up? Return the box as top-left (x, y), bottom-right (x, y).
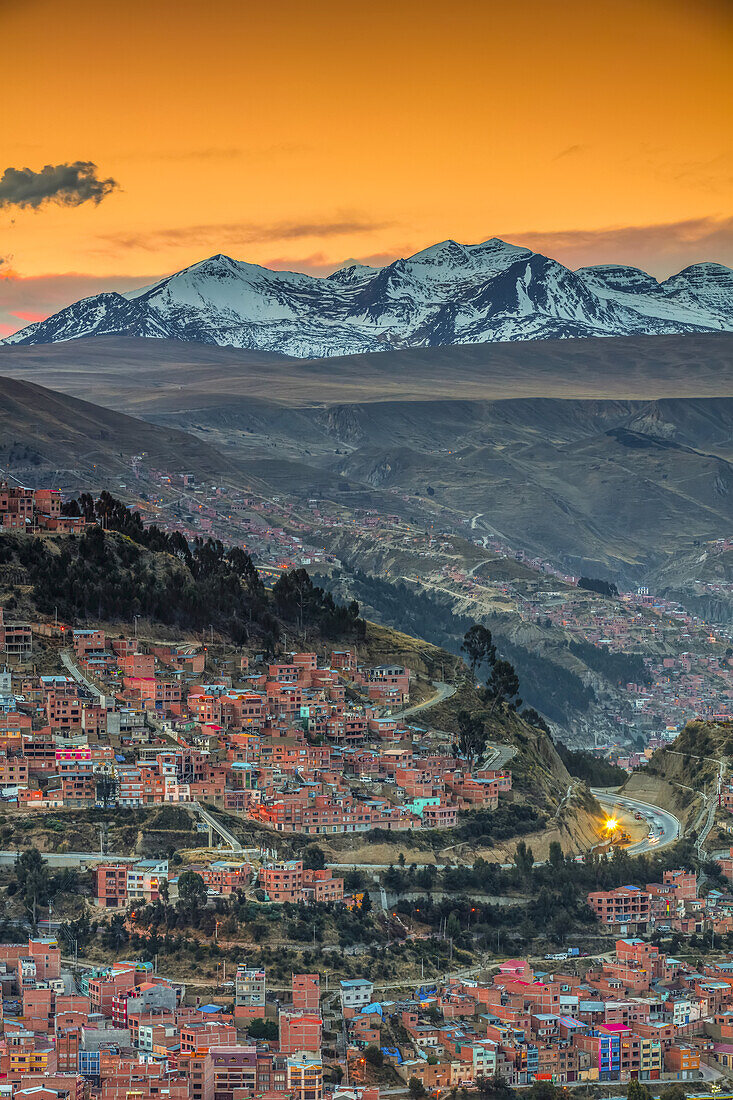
top-left (0, 483), bottom-right (86, 534)
top-left (433, 521), bottom-right (733, 747)
top-left (93, 856), bottom-right (358, 910)
top-left (365, 939), bottom-right (712, 1089)
top-left (587, 871), bottom-right (733, 938)
top-left (7, 925), bottom-right (733, 1100)
top-left (0, 627), bottom-right (511, 838)
top-left (0, 938), bottom-right (347, 1100)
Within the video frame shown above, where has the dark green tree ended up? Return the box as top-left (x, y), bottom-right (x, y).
top-left (462, 625), bottom-right (496, 682)
top-left (302, 845), bottom-right (326, 870)
top-left (513, 840), bottom-right (534, 878)
top-left (446, 910), bottom-right (461, 939)
top-left (176, 871), bottom-right (207, 919)
top-left (102, 912), bottom-right (129, 952)
top-left (476, 1077), bottom-right (514, 1100)
top-left (627, 1081), bottom-right (653, 1100)
top-left (247, 1018), bottom-right (278, 1041)
top-left (453, 709), bottom-right (487, 769)
top-left (14, 849), bottom-right (52, 926)
top-left (548, 841), bottom-right (564, 869)
top-left (485, 658), bottom-right (521, 715)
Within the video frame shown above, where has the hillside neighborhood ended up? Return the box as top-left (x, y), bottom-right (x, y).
top-left (1, 482), bottom-right (733, 1100)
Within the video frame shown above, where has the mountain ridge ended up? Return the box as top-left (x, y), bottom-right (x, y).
top-left (5, 237), bottom-right (732, 357)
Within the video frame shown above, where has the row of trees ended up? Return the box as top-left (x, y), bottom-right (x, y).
top-left (125, 869), bottom-right (375, 949)
top-left (271, 568), bottom-right (365, 640)
top-left (465, 1077), bottom-right (689, 1100)
top-left (578, 576), bottom-right (619, 597)
top-left (384, 840), bottom-right (698, 907)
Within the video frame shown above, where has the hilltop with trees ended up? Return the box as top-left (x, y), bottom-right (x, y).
top-left (0, 492), bottom-right (365, 647)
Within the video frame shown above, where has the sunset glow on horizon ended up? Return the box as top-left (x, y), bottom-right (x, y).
top-left (1, 0), bottom-right (732, 333)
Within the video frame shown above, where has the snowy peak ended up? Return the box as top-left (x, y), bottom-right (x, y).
top-left (659, 263), bottom-right (733, 327)
top-left (577, 264), bottom-right (661, 294)
top-left (325, 261), bottom-right (382, 286)
top-left (663, 261), bottom-right (733, 288)
top-left (4, 238), bottom-right (732, 356)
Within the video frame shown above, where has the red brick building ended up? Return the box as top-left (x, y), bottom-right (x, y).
top-left (292, 974), bottom-right (320, 1012)
top-left (587, 885), bottom-right (651, 931)
top-left (278, 1010), bottom-right (323, 1054)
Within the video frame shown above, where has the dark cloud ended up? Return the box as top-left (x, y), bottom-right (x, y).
top-left (103, 217), bottom-right (393, 252)
top-left (0, 161), bottom-right (119, 210)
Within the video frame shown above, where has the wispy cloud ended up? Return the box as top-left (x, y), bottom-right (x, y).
top-left (506, 215), bottom-right (733, 275)
top-left (264, 248), bottom-right (405, 276)
top-left (553, 144), bottom-right (585, 160)
top-left (2, 215), bottom-right (730, 338)
top-left (119, 141), bottom-right (309, 163)
top-left (102, 215), bottom-right (395, 252)
top-left (11, 309), bottom-right (48, 323)
top-left (0, 161), bottom-right (119, 210)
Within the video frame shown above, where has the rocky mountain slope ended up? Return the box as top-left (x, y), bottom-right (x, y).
top-left (5, 239), bottom-right (732, 356)
top-left (646, 542), bottom-right (733, 625)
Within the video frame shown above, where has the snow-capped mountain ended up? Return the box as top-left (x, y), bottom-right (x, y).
top-left (5, 239), bottom-right (732, 357)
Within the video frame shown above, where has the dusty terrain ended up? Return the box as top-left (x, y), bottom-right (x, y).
top-left (2, 333), bottom-right (731, 584)
top-left (1, 334), bottom-right (732, 589)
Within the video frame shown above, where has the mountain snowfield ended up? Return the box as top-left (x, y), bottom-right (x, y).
top-left (5, 238), bottom-right (733, 357)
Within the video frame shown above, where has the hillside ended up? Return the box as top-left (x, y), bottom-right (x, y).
top-left (646, 540), bottom-right (733, 625)
top-left (622, 719), bottom-right (732, 845)
top-left (0, 374), bottom-right (237, 490)
top-left (0, 516), bottom-right (602, 851)
top-left (0, 517), bottom-right (362, 648)
top-left (1, 335), bottom-right (730, 585)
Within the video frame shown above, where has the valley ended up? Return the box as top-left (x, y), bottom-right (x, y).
top-left (1, 333), bottom-right (732, 586)
top-left (6, 3), bottom-right (733, 1093)
top-left (1, 331), bottom-right (732, 748)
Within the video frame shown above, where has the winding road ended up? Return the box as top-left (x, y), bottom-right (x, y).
top-left (591, 788), bottom-right (681, 855)
top-left (393, 680), bottom-right (456, 718)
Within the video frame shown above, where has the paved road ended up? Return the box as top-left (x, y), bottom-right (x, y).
top-left (696, 757), bottom-right (725, 857)
top-left (0, 851), bottom-right (134, 868)
top-left (60, 649), bottom-right (103, 699)
top-left (394, 680), bottom-right (456, 718)
top-left (591, 788), bottom-right (681, 854)
top-left (484, 743), bottom-right (517, 770)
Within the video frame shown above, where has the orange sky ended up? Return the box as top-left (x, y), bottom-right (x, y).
top-left (1, 0), bottom-right (732, 333)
